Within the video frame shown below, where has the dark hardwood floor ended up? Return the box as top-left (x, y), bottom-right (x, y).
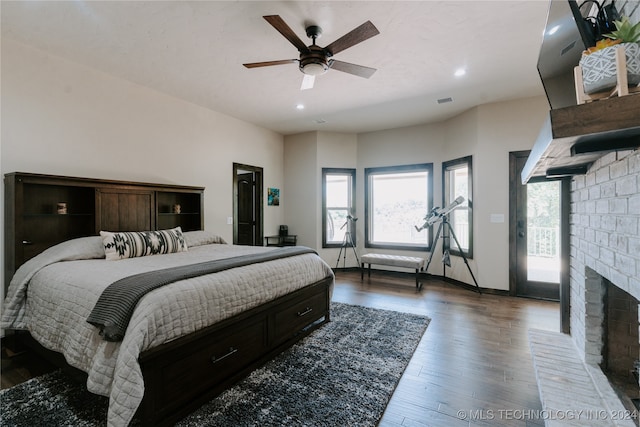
top-left (332, 270), bottom-right (559, 427)
top-left (1, 269), bottom-right (560, 426)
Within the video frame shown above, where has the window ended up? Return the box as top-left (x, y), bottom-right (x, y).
top-left (322, 168), bottom-right (356, 248)
top-left (365, 163), bottom-right (433, 250)
top-left (442, 156), bottom-right (473, 258)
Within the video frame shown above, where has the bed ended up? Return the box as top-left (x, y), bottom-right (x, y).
top-left (2, 227), bottom-right (334, 426)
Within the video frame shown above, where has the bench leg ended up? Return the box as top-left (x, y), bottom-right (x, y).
top-left (368, 263), bottom-right (371, 278)
top-left (415, 269), bottom-right (423, 291)
top-left (360, 263), bottom-right (364, 281)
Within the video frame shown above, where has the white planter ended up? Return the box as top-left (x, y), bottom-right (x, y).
top-left (579, 42), bottom-right (640, 94)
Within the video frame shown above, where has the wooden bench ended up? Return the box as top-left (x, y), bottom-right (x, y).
top-left (360, 253), bottom-right (426, 290)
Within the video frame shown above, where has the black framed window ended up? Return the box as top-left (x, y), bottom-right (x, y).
top-left (442, 156), bottom-right (473, 258)
top-left (365, 163), bottom-right (433, 250)
top-left (322, 168), bottom-right (356, 248)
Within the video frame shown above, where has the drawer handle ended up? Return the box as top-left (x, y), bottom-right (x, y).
top-left (297, 307), bottom-right (313, 317)
top-left (211, 347), bottom-right (237, 364)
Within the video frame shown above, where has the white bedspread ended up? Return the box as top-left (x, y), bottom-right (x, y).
top-left (1, 232), bottom-right (334, 426)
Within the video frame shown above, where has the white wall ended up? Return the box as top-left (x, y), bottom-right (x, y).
top-left (1, 39), bottom-right (285, 293)
top-left (284, 96), bottom-right (549, 291)
top-left (438, 108), bottom-right (480, 284)
top-left (1, 39), bottom-right (552, 293)
top-left (282, 132), bottom-right (317, 247)
top-left (469, 96), bottom-right (549, 290)
top-left (282, 131), bottom-right (358, 266)
top-left (317, 132), bottom-right (358, 266)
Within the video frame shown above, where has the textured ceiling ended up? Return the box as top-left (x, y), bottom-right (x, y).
top-left (1, 1), bottom-right (552, 135)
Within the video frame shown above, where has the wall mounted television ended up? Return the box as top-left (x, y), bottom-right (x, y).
top-left (537, 0), bottom-right (598, 109)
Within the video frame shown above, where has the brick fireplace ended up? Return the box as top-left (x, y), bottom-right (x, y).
top-left (570, 149), bottom-right (640, 385)
top-left (569, 149), bottom-right (640, 408)
top-left (529, 149), bottom-right (640, 427)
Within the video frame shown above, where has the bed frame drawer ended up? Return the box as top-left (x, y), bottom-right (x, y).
top-left (273, 289), bottom-right (329, 345)
top-left (157, 318), bottom-right (267, 415)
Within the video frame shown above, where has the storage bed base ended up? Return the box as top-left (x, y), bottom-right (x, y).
top-left (10, 276), bottom-right (332, 427)
top-left (138, 275), bottom-right (333, 426)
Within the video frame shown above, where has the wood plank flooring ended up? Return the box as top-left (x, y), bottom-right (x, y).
top-left (332, 270), bottom-right (559, 427)
top-left (1, 269), bottom-right (560, 426)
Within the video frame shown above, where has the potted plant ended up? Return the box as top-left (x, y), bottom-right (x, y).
top-left (579, 16), bottom-right (640, 94)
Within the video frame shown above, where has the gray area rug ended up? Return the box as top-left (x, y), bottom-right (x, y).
top-left (0, 302), bottom-right (430, 426)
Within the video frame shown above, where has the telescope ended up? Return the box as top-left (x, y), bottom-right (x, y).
top-left (414, 196), bottom-right (465, 232)
top-left (414, 195), bottom-right (480, 293)
top-left (340, 214), bottom-right (358, 230)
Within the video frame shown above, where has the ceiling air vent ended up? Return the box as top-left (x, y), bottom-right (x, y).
top-left (437, 97), bottom-right (453, 104)
top-left (561, 40), bottom-right (576, 56)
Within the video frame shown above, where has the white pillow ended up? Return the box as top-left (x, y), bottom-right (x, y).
top-left (182, 230), bottom-right (228, 247)
top-left (100, 227), bottom-right (188, 261)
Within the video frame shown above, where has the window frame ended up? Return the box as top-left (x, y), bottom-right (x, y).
top-left (364, 163), bottom-right (434, 251)
top-left (322, 168), bottom-right (356, 248)
top-left (442, 155), bottom-right (473, 259)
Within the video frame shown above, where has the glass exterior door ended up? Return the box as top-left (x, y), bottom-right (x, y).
top-left (526, 181), bottom-right (561, 285)
top-left (512, 153), bottom-right (566, 301)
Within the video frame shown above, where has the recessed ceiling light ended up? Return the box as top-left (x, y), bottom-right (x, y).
top-left (454, 68), bottom-right (466, 77)
top-left (296, 104), bottom-right (305, 110)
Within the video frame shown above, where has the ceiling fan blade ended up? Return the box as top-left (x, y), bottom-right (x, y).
top-left (329, 60), bottom-right (377, 78)
top-left (243, 59), bottom-right (298, 68)
top-left (301, 74), bottom-right (315, 90)
top-left (324, 21), bottom-right (379, 56)
top-left (263, 15), bottom-right (309, 53)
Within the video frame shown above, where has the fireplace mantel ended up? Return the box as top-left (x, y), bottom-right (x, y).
top-left (522, 94), bottom-right (640, 183)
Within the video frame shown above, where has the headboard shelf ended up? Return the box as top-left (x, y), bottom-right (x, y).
top-left (4, 172), bottom-right (204, 292)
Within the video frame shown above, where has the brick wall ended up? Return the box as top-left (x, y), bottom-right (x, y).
top-left (570, 149), bottom-right (640, 363)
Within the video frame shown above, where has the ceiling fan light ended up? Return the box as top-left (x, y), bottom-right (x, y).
top-left (301, 62), bottom-right (328, 76)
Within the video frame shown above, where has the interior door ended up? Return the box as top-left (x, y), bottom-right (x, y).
top-left (510, 151), bottom-right (568, 302)
top-left (236, 172), bottom-right (255, 245)
top-left (233, 163), bottom-right (263, 246)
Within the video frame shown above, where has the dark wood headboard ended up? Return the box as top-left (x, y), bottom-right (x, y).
top-left (4, 172), bottom-right (204, 292)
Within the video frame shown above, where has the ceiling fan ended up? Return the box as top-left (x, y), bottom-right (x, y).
top-left (243, 15), bottom-right (380, 90)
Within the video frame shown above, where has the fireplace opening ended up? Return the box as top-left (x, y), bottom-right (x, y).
top-left (601, 278), bottom-right (640, 412)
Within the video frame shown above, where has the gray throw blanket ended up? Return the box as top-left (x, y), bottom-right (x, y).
top-left (87, 246), bottom-right (316, 341)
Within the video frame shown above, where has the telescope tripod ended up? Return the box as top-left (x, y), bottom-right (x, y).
top-left (335, 229), bottom-right (360, 269)
top-left (424, 216), bottom-right (481, 293)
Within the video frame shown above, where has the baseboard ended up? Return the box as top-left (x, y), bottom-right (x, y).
top-left (332, 267), bottom-right (362, 273)
top-left (336, 267), bottom-right (510, 296)
top-left (439, 275), bottom-right (508, 296)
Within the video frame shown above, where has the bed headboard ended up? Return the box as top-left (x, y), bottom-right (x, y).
top-left (4, 172), bottom-right (204, 292)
